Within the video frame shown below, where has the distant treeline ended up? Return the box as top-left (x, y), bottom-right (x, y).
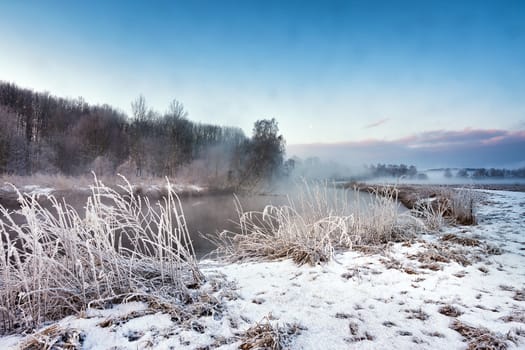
top-left (364, 163), bottom-right (426, 179)
top-left (0, 81), bottom-right (285, 186)
top-left (451, 168), bottom-right (525, 178)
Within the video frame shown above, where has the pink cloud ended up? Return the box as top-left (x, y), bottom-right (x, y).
top-left (481, 136), bottom-right (506, 145)
top-left (287, 128), bottom-right (525, 168)
top-left (387, 129), bottom-right (521, 150)
top-left (290, 128), bottom-right (525, 150)
top-left (364, 118), bottom-right (389, 129)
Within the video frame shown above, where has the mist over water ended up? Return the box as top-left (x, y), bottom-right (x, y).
top-left (364, 170), bottom-right (525, 186)
top-left (285, 155), bottom-right (525, 187)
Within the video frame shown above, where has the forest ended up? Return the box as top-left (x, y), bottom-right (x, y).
top-left (0, 82), bottom-right (285, 186)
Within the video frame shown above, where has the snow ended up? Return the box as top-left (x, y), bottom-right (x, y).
top-left (1, 183), bottom-right (205, 197)
top-left (1, 189), bottom-right (524, 349)
top-left (187, 184), bottom-right (205, 192)
top-left (21, 185), bottom-right (54, 196)
top-left (0, 336), bottom-right (19, 349)
top-left (142, 183), bottom-right (205, 196)
top-left (0, 184), bottom-right (55, 196)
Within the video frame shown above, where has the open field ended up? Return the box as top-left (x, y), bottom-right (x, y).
top-left (1, 180), bottom-right (524, 349)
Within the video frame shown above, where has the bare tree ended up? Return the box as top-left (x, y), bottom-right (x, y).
top-left (167, 99), bottom-right (188, 120)
top-left (131, 95), bottom-right (149, 122)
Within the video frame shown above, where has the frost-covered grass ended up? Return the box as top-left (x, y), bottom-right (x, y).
top-left (210, 183), bottom-right (427, 265)
top-left (411, 186), bottom-right (478, 227)
top-left (356, 183), bottom-right (479, 229)
top-left (1, 189), bottom-right (524, 349)
top-left (0, 176), bottom-right (202, 335)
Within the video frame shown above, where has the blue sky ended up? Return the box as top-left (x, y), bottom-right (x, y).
top-left (1, 0), bottom-right (524, 167)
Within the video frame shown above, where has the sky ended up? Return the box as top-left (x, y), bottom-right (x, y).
top-left (1, 0), bottom-right (524, 168)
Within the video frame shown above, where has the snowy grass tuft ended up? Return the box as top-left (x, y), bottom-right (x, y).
top-left (211, 182), bottom-right (426, 265)
top-left (450, 319), bottom-right (509, 350)
top-left (0, 175), bottom-right (202, 334)
top-left (237, 316), bottom-right (305, 350)
top-left (19, 324), bottom-right (83, 350)
top-left (411, 186), bottom-right (478, 227)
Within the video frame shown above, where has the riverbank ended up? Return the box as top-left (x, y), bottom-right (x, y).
top-left (1, 188), bottom-right (524, 349)
top-left (349, 181), bottom-right (525, 194)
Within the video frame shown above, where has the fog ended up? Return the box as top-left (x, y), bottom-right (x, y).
top-left (283, 154), bottom-right (525, 187)
top-left (364, 169), bottom-right (525, 186)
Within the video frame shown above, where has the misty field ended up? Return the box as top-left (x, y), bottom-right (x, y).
top-left (0, 177), bottom-right (524, 349)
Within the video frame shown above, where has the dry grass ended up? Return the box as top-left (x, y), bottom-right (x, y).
top-left (441, 233), bottom-right (481, 246)
top-left (404, 308), bottom-right (429, 321)
top-left (438, 305), bottom-right (463, 317)
top-left (409, 242), bottom-right (473, 267)
top-left (343, 320), bottom-right (375, 343)
top-left (449, 188), bottom-right (479, 225)
top-left (450, 319), bottom-right (508, 350)
top-left (238, 317), bottom-right (305, 350)
top-left (353, 184), bottom-right (479, 227)
top-left (513, 289), bottom-right (525, 302)
top-left (500, 311), bottom-right (525, 324)
top-left (210, 182), bottom-right (425, 265)
top-left (19, 324), bottom-right (83, 350)
top-left (0, 175), bottom-right (202, 334)
top-left (410, 187), bottom-right (478, 227)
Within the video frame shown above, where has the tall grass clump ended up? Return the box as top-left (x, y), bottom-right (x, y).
top-left (448, 187), bottom-right (477, 225)
top-left (211, 181), bottom-right (425, 265)
top-left (412, 186), bottom-right (477, 228)
top-left (350, 186), bottom-right (419, 245)
top-left (0, 175), bottom-right (202, 334)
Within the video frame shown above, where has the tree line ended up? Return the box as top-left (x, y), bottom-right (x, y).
top-left (0, 81), bottom-right (285, 186)
top-left (365, 163), bottom-right (423, 179)
top-left (452, 168), bottom-right (525, 178)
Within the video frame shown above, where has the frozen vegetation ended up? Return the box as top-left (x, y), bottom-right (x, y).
top-left (0, 178), bottom-right (524, 349)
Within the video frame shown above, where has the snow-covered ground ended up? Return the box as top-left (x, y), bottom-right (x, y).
top-left (1, 183), bottom-right (206, 196)
top-left (0, 184), bottom-right (55, 196)
top-left (20, 185), bottom-right (55, 196)
top-left (2, 190), bottom-right (524, 349)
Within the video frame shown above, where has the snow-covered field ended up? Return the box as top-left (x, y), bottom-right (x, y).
top-left (2, 189), bottom-right (524, 349)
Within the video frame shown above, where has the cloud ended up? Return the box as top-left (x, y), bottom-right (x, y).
top-left (399, 129), bottom-right (513, 149)
top-left (287, 128), bottom-right (525, 169)
top-left (364, 118), bottom-right (389, 129)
